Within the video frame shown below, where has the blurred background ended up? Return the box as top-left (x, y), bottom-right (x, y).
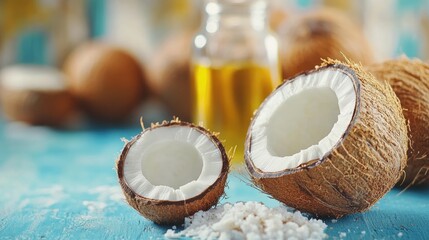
top-left (0, 0), bottom-right (429, 125)
top-left (0, 0), bottom-right (428, 66)
top-left (0, 0), bottom-right (428, 129)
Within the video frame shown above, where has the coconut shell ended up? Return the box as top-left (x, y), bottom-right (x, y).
top-left (64, 42), bottom-right (148, 123)
top-left (1, 87), bottom-right (75, 127)
top-left (245, 59), bottom-right (408, 218)
top-left (147, 32), bottom-right (194, 121)
top-left (367, 58), bottom-right (429, 187)
top-left (278, 8), bottom-right (373, 79)
top-left (117, 120), bottom-right (229, 225)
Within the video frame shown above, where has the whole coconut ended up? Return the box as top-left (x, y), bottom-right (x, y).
top-left (64, 42), bottom-right (148, 123)
top-left (278, 8), bottom-right (373, 79)
top-left (147, 31), bottom-right (194, 121)
top-left (368, 58), bottom-right (429, 187)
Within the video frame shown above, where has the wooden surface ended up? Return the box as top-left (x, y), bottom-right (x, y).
top-left (0, 117), bottom-right (428, 240)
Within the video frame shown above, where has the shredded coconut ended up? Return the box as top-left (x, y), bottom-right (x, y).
top-left (165, 202), bottom-right (327, 240)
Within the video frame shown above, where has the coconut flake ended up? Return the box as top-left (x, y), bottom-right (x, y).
top-left (165, 202), bottom-right (327, 240)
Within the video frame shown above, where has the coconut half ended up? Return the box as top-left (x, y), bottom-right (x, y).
top-left (367, 58), bottom-right (429, 187)
top-left (245, 59), bottom-right (408, 218)
top-left (0, 65), bottom-right (76, 126)
top-left (117, 119), bottom-right (229, 224)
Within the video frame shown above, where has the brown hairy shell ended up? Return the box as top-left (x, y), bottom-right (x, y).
top-left (367, 58), bottom-right (429, 187)
top-left (278, 8), bottom-right (373, 79)
top-left (245, 59), bottom-right (408, 218)
top-left (117, 120), bottom-right (229, 224)
top-left (0, 86), bottom-right (75, 127)
top-left (64, 42), bottom-right (148, 123)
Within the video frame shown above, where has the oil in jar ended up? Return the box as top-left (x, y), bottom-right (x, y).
top-left (192, 62), bottom-right (280, 163)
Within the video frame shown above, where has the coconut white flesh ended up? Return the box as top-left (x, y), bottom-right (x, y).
top-left (0, 65), bottom-right (66, 91)
top-left (123, 125), bottom-right (223, 201)
top-left (250, 68), bottom-right (356, 172)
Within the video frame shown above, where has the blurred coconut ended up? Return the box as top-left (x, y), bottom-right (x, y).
top-left (0, 65), bottom-right (76, 127)
top-left (64, 42), bottom-right (149, 123)
top-left (147, 31), bottom-right (194, 121)
top-left (278, 8), bottom-right (374, 79)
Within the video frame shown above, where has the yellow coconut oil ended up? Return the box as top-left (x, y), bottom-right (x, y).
top-left (192, 62), bottom-right (280, 163)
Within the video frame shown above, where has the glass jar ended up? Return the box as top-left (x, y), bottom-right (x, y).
top-left (191, 0), bottom-right (280, 164)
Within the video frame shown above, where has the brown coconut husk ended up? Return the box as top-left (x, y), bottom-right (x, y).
top-left (367, 57), bottom-right (429, 187)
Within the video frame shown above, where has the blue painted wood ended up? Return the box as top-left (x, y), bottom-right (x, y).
top-left (0, 118), bottom-right (428, 240)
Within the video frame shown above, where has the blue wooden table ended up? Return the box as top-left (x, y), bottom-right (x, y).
top-left (0, 116), bottom-right (428, 240)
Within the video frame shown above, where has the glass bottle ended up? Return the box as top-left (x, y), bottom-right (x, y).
top-left (191, 0), bottom-right (280, 164)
